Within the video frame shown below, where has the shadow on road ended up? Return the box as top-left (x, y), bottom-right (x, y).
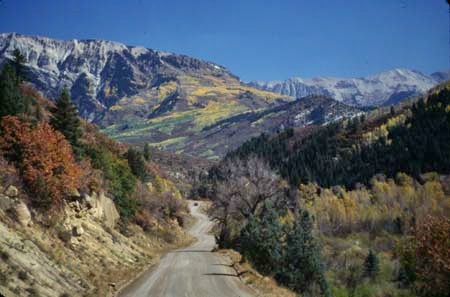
top-left (203, 273), bottom-right (238, 277)
top-left (170, 249), bottom-right (212, 253)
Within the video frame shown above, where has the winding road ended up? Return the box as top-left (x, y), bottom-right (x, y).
top-left (118, 201), bottom-right (253, 297)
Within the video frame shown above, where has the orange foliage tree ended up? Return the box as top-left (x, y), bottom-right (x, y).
top-left (0, 116), bottom-right (81, 210)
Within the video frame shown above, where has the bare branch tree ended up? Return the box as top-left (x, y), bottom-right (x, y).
top-left (209, 156), bottom-right (287, 245)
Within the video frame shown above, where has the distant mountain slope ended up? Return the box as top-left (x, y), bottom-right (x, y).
top-left (431, 70), bottom-right (450, 83)
top-left (249, 69), bottom-right (445, 107)
top-left (106, 96), bottom-right (362, 158)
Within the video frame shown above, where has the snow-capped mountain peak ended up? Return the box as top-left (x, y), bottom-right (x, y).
top-left (249, 68), bottom-right (446, 107)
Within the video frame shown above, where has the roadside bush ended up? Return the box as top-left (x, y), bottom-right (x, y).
top-left (133, 181), bottom-right (188, 229)
top-left (84, 145), bottom-right (137, 219)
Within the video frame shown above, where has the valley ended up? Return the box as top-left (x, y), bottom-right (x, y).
top-left (0, 28), bottom-right (448, 297)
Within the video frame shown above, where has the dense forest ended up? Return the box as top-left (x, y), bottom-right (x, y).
top-left (226, 87), bottom-right (450, 188)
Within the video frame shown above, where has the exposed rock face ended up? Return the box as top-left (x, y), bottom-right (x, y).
top-left (81, 192), bottom-right (119, 228)
top-left (0, 33), bottom-right (235, 123)
top-left (249, 69), bottom-right (446, 107)
top-left (13, 201), bottom-right (31, 227)
top-left (4, 185), bottom-right (19, 197)
top-left (98, 192), bottom-right (120, 229)
top-left (0, 194), bottom-right (15, 211)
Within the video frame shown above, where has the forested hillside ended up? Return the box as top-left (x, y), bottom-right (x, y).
top-left (197, 84), bottom-right (450, 297)
top-left (226, 84), bottom-right (450, 188)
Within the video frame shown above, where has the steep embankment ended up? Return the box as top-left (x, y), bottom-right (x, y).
top-left (0, 186), bottom-right (190, 297)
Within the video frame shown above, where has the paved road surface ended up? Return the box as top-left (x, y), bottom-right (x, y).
top-left (118, 201), bottom-right (253, 297)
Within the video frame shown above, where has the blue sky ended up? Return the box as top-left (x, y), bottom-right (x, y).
top-left (0, 0), bottom-right (448, 81)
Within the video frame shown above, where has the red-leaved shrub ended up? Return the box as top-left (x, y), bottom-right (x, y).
top-left (0, 116), bottom-right (81, 210)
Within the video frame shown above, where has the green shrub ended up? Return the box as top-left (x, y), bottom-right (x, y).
top-left (18, 270), bottom-right (28, 281)
top-left (0, 248), bottom-right (10, 262)
top-left (0, 270), bottom-right (7, 285)
top-left (58, 229), bottom-right (72, 243)
top-left (84, 146), bottom-right (137, 219)
top-left (26, 287), bottom-right (40, 297)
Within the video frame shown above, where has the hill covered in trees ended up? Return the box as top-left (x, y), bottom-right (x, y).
top-left (226, 84), bottom-right (450, 188)
top-left (197, 84), bottom-right (450, 297)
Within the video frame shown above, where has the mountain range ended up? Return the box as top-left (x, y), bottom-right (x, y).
top-left (249, 69), bottom-right (449, 107)
top-left (0, 33), bottom-right (447, 158)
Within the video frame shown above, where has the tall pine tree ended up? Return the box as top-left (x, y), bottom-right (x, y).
top-left (126, 147), bottom-right (147, 181)
top-left (277, 210), bottom-right (330, 297)
top-left (50, 88), bottom-right (82, 152)
top-left (240, 202), bottom-right (283, 275)
top-left (364, 249), bottom-right (380, 280)
top-left (0, 64), bottom-right (25, 118)
top-left (143, 143), bottom-right (151, 161)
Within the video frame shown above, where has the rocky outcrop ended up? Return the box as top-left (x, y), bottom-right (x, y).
top-left (4, 185), bottom-right (19, 197)
top-left (81, 192), bottom-right (120, 229)
top-left (0, 193), bottom-right (15, 211)
top-left (98, 192), bottom-right (120, 229)
top-left (0, 186), bottom-right (32, 227)
top-left (13, 201), bottom-right (31, 227)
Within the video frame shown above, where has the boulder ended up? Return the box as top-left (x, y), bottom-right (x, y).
top-left (0, 194), bottom-right (15, 210)
top-left (83, 193), bottom-right (96, 209)
top-left (4, 185), bottom-right (19, 197)
top-left (72, 225), bottom-right (84, 237)
top-left (14, 201), bottom-right (31, 227)
top-left (99, 193), bottom-right (120, 229)
top-left (69, 188), bottom-right (81, 199)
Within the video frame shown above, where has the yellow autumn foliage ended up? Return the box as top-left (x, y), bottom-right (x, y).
top-left (300, 173), bottom-right (450, 236)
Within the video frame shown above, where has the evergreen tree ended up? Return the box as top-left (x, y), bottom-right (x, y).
top-left (364, 249), bottom-right (380, 279)
top-left (50, 88), bottom-right (82, 151)
top-left (126, 147), bottom-right (147, 181)
top-left (0, 64), bottom-right (24, 118)
top-left (143, 143), bottom-right (151, 161)
top-left (277, 210), bottom-right (330, 297)
top-left (240, 202), bottom-right (283, 275)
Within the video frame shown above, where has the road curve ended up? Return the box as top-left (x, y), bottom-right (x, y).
top-left (118, 201), bottom-right (254, 297)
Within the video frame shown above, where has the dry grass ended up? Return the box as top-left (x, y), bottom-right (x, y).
top-left (217, 249), bottom-right (296, 297)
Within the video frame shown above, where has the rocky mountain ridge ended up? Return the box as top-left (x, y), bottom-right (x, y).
top-left (249, 69), bottom-right (448, 106)
top-left (0, 32), bottom-right (238, 122)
